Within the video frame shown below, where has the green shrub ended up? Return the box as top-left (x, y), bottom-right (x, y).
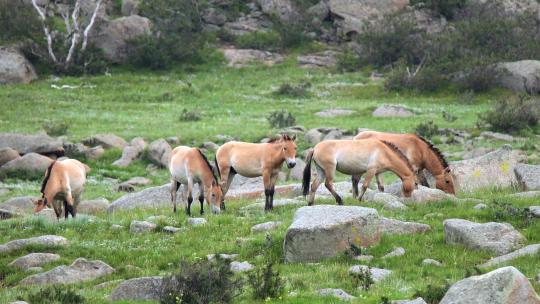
top-left (236, 31), bottom-right (281, 51)
top-left (268, 110), bottom-right (296, 128)
top-left (0, 0), bottom-right (42, 44)
top-left (350, 267), bottom-right (374, 291)
top-left (413, 283), bottom-right (450, 304)
top-left (410, 0), bottom-right (466, 19)
top-left (337, 50), bottom-right (362, 72)
top-left (160, 258), bottom-right (242, 304)
top-left (273, 81), bottom-right (311, 98)
top-left (248, 260), bottom-right (285, 300)
top-left (129, 0), bottom-right (211, 69)
top-left (478, 94), bottom-right (540, 133)
top-left (384, 62), bottom-right (446, 92)
top-left (179, 109), bottom-right (202, 122)
top-left (26, 285), bottom-right (85, 304)
top-left (273, 18), bottom-right (312, 50)
top-left (42, 120), bottom-right (69, 137)
top-left (415, 121), bottom-right (439, 138)
top-left (488, 200), bottom-right (535, 228)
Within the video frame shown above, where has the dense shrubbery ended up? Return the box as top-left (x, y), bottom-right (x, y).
top-left (26, 285), bottom-right (85, 304)
top-left (478, 94), bottom-right (540, 133)
top-left (128, 0), bottom-right (212, 70)
top-left (359, 2), bottom-right (540, 93)
top-left (413, 283), bottom-right (450, 304)
top-left (273, 81), bottom-right (311, 98)
top-left (268, 110), bottom-right (296, 128)
top-left (410, 0), bottom-right (466, 19)
top-left (0, 0), bottom-right (41, 44)
top-left (160, 258), bottom-right (242, 304)
top-left (236, 31), bottom-right (282, 50)
top-left (248, 260), bottom-right (285, 300)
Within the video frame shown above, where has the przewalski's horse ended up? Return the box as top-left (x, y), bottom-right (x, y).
top-left (302, 139), bottom-right (417, 205)
top-left (352, 131), bottom-right (455, 195)
top-left (215, 134), bottom-right (297, 211)
top-left (34, 158), bottom-right (90, 219)
top-left (169, 146), bottom-right (223, 216)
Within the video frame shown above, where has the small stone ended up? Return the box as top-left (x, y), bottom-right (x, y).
top-left (479, 243), bottom-right (540, 268)
top-left (474, 203), bottom-right (488, 210)
top-left (0, 235), bottom-right (68, 253)
top-left (230, 261), bottom-right (254, 273)
top-left (163, 226), bottom-right (183, 234)
top-left (530, 206), bottom-right (540, 217)
top-left (111, 224), bottom-right (123, 230)
top-left (129, 220), bottom-right (157, 233)
top-left (352, 255), bottom-right (373, 262)
top-left (392, 298), bottom-right (427, 304)
top-left (187, 218), bottom-right (207, 226)
top-left (146, 215), bottom-right (168, 223)
top-left (317, 288), bottom-right (356, 301)
top-left (382, 247), bottom-right (405, 259)
top-left (422, 259), bottom-right (442, 266)
top-left (372, 105), bottom-right (414, 117)
top-left (9, 253), bottom-right (60, 270)
top-left (116, 182), bottom-right (135, 192)
top-left (251, 221), bottom-right (282, 233)
top-left (349, 265), bottom-right (392, 282)
top-left (379, 217), bottom-right (431, 235)
top-left (384, 200), bottom-right (408, 210)
top-left (207, 253), bottom-right (238, 261)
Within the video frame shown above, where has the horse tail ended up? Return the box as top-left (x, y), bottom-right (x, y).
top-left (302, 149), bottom-right (314, 197)
top-left (214, 157), bottom-right (221, 179)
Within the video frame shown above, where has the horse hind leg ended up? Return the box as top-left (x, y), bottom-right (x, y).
top-left (185, 178), bottom-right (194, 216)
top-left (308, 164), bottom-right (325, 206)
top-left (376, 173), bottom-right (385, 192)
top-left (63, 200), bottom-right (69, 220)
top-left (359, 168), bottom-right (377, 201)
top-left (198, 182), bottom-right (204, 215)
top-left (351, 175), bottom-right (361, 198)
top-left (323, 170), bottom-right (343, 206)
top-left (171, 180), bottom-right (180, 213)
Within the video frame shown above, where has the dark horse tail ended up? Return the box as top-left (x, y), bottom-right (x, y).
top-left (214, 157), bottom-right (221, 179)
top-left (302, 149), bottom-right (314, 197)
top-left (40, 160), bottom-right (57, 195)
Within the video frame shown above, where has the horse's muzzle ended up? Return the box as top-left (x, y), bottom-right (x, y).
top-left (286, 160), bottom-right (296, 168)
top-left (211, 205), bottom-right (221, 214)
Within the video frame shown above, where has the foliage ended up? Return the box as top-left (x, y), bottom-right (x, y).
top-left (236, 31), bottom-right (282, 51)
top-left (489, 200), bottom-right (535, 228)
top-left (272, 18), bottom-right (312, 50)
top-left (415, 121), bottom-right (439, 138)
top-left (160, 257), bottom-right (242, 304)
top-left (267, 110), bottom-right (296, 128)
top-left (273, 81), bottom-right (311, 98)
top-left (413, 283), bottom-right (450, 304)
top-left (26, 285), bottom-right (85, 304)
top-left (442, 111), bottom-right (457, 122)
top-left (478, 94), bottom-right (540, 133)
top-left (0, 0), bottom-right (42, 44)
top-left (337, 50), bottom-right (362, 72)
top-left (248, 259), bottom-right (285, 300)
top-left (179, 109), bottom-right (202, 122)
top-left (410, 0), bottom-right (466, 19)
top-left (129, 0), bottom-right (211, 69)
top-left (350, 267), bottom-right (374, 291)
top-left (384, 61), bottom-right (446, 92)
top-left (42, 120), bottom-right (69, 137)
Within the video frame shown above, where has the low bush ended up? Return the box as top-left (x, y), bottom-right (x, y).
top-left (273, 81), bottom-right (311, 98)
top-left (350, 267), bottom-right (374, 291)
top-left (235, 31), bottom-right (281, 51)
top-left (160, 258), bottom-right (242, 304)
top-left (478, 94), bottom-right (540, 133)
top-left (26, 285), bottom-right (85, 304)
top-left (336, 50), bottom-right (362, 73)
top-left (248, 260), bottom-right (285, 300)
top-left (488, 200), bottom-right (535, 228)
top-left (179, 109), bottom-right (202, 122)
top-left (413, 283), bottom-right (450, 304)
top-left (42, 120), bottom-right (69, 137)
top-left (268, 110), bottom-right (296, 129)
top-left (415, 121), bottom-right (439, 139)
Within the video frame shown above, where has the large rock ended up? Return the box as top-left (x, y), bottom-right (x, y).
top-left (92, 15), bottom-right (152, 63)
top-left (20, 258), bottom-right (113, 285)
top-left (221, 48), bottom-right (284, 68)
top-left (444, 219), bottom-right (525, 255)
top-left (112, 137), bottom-right (146, 167)
top-left (372, 105), bottom-right (414, 117)
top-left (9, 253), bottom-right (60, 270)
top-left (121, 0), bottom-right (139, 16)
top-left (109, 276), bottom-right (163, 301)
top-left (108, 184), bottom-right (170, 212)
top-left (440, 266), bottom-right (540, 304)
top-left (298, 51), bottom-right (339, 68)
top-left (148, 138), bottom-right (171, 168)
top-left (318, 288), bottom-right (356, 301)
top-left (257, 0), bottom-right (298, 24)
top-left (349, 265), bottom-right (392, 282)
top-left (514, 163), bottom-right (540, 191)
top-left (0, 133), bottom-right (63, 155)
top-left (450, 145), bottom-right (524, 192)
top-left (315, 108), bottom-right (354, 118)
top-left (0, 47), bottom-right (37, 84)
top-left (77, 198), bottom-right (109, 214)
top-left (496, 60), bottom-right (540, 93)
top-left (83, 134), bottom-right (127, 149)
top-left (379, 217), bottom-right (431, 234)
top-left (0, 148), bottom-right (20, 166)
top-left (130, 220), bottom-right (157, 233)
top-left (284, 205), bottom-right (380, 263)
top-left (479, 243), bottom-right (540, 269)
top-left (0, 235), bottom-right (68, 253)
top-left (0, 196), bottom-right (38, 216)
top-left (251, 221), bottom-right (282, 233)
top-left (0, 153), bottom-right (53, 179)
top-left (329, 0), bottom-right (409, 37)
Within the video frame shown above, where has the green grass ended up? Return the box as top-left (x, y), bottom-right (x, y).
top-left (0, 60), bottom-right (539, 303)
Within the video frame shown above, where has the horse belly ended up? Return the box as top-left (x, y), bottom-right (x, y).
top-left (171, 166), bottom-right (190, 184)
top-left (335, 154), bottom-right (370, 175)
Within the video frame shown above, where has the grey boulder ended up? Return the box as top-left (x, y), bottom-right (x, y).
top-left (379, 217), bottom-right (431, 235)
top-left (514, 163), bottom-right (540, 191)
top-left (0, 147), bottom-right (20, 166)
top-left (9, 253), bottom-right (60, 270)
top-left (0, 235), bottom-right (68, 253)
top-left (20, 258), bottom-right (114, 285)
top-left (109, 276), bottom-right (163, 301)
top-left (130, 220), bottom-right (157, 233)
top-left (0, 133), bottom-right (63, 155)
top-left (0, 153), bottom-right (53, 179)
top-left (148, 138), bottom-right (172, 167)
top-left (0, 47), bottom-right (37, 84)
top-left (83, 134), bottom-right (127, 149)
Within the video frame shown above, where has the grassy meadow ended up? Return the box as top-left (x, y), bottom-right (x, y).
top-left (0, 59), bottom-right (539, 303)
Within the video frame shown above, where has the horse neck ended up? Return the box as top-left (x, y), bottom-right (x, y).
top-left (200, 167), bottom-right (216, 190)
top-left (267, 142), bottom-right (285, 166)
top-left (387, 158), bottom-right (414, 181)
top-left (422, 148), bottom-right (445, 176)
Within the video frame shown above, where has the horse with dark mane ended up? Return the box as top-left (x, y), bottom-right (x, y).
top-left (352, 131), bottom-right (455, 195)
top-left (302, 138), bottom-right (418, 205)
top-left (169, 146), bottom-right (223, 215)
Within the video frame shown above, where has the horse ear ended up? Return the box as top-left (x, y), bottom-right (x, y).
top-left (291, 134), bottom-right (296, 141)
top-left (211, 179), bottom-right (217, 187)
top-left (445, 167), bottom-right (451, 173)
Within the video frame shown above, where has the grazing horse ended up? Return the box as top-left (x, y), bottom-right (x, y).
top-left (302, 139), bottom-right (417, 205)
top-left (34, 158), bottom-right (90, 219)
top-left (215, 134), bottom-right (297, 211)
top-left (169, 146), bottom-right (223, 216)
top-left (352, 131), bottom-right (455, 195)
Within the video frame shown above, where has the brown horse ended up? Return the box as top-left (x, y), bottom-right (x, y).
top-left (169, 146), bottom-right (223, 216)
top-left (215, 134), bottom-right (297, 211)
top-left (352, 131), bottom-right (455, 195)
top-left (34, 158), bottom-right (90, 219)
top-left (302, 139), bottom-right (417, 205)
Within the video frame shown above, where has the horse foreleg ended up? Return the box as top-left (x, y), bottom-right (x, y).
top-left (52, 200), bottom-right (62, 220)
top-left (324, 177), bottom-right (342, 205)
top-left (351, 175), bottom-right (361, 198)
top-left (263, 170), bottom-right (272, 211)
top-left (63, 200), bottom-right (69, 219)
top-left (359, 168), bottom-right (376, 201)
top-left (185, 178), bottom-right (194, 216)
top-left (198, 182), bottom-right (204, 215)
top-left (376, 173), bottom-right (385, 192)
top-left (171, 180), bottom-right (180, 213)
top-left (308, 165), bottom-right (325, 206)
